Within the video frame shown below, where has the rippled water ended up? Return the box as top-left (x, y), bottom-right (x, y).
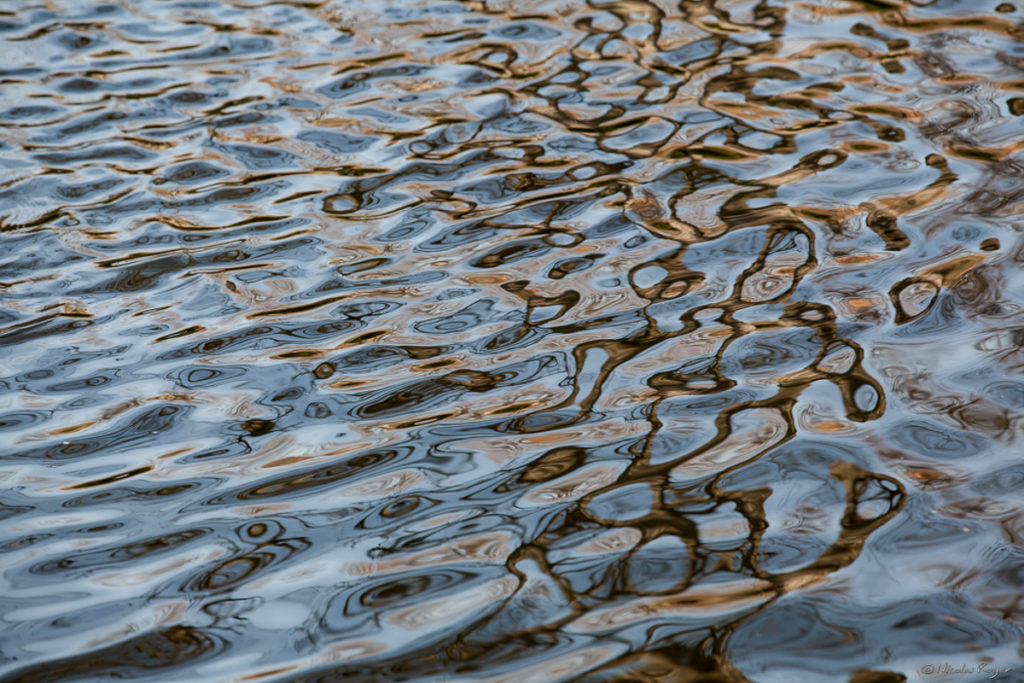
top-left (1, 0), bottom-right (1023, 681)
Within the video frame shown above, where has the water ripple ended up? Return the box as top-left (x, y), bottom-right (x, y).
top-left (2, 0), bottom-right (1024, 680)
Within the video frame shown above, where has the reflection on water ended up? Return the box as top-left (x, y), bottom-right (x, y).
top-left (1, 0), bottom-right (1023, 680)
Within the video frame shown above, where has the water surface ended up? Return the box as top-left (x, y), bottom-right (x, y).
top-left (1, 0), bottom-right (1023, 681)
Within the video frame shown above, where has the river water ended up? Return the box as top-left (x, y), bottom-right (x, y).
top-left (1, 1), bottom-right (1023, 681)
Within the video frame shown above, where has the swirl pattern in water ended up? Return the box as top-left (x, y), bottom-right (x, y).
top-left (1, 0), bottom-right (1023, 681)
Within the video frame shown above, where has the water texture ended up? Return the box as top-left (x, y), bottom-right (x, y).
top-left (1, 0), bottom-right (1023, 680)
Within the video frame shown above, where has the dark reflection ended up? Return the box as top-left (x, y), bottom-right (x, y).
top-left (186, 529), bottom-right (310, 593)
top-left (29, 528), bottom-right (210, 577)
top-left (2, 626), bottom-right (224, 683)
top-left (2, 0), bottom-right (1023, 680)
